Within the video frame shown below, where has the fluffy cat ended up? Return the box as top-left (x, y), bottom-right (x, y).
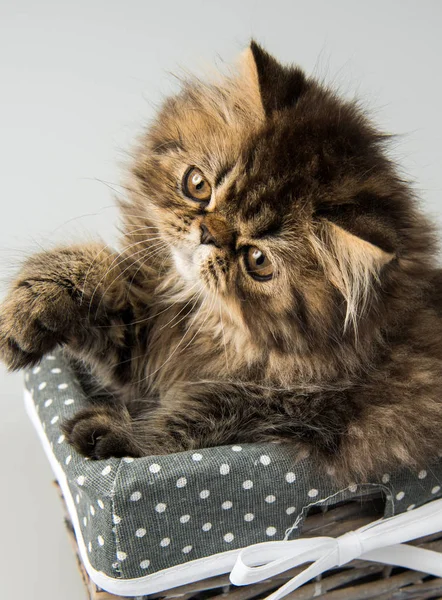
top-left (2, 41), bottom-right (442, 480)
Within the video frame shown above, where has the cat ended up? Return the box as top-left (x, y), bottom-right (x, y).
top-left (1, 41), bottom-right (442, 481)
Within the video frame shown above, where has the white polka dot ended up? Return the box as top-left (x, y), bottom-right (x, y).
top-left (244, 513), bottom-right (254, 522)
top-left (44, 399), bottom-right (53, 407)
top-left (265, 494), bottom-right (276, 503)
top-left (58, 383), bottom-right (68, 390)
top-left (308, 488), bottom-right (319, 498)
top-left (222, 501), bottom-right (233, 510)
top-left (160, 537), bottom-right (170, 547)
top-left (176, 477), bottom-right (187, 488)
top-left (396, 491), bottom-right (405, 500)
top-left (90, 506), bottom-right (95, 516)
top-left (407, 504), bottom-right (416, 511)
top-left (155, 503), bottom-right (167, 513)
top-left (97, 499), bottom-right (104, 509)
top-left (57, 434), bottom-right (65, 444)
top-left (260, 455), bottom-right (271, 465)
top-left (50, 415), bottom-right (59, 424)
top-left (192, 453), bottom-right (203, 461)
top-left (113, 515), bottom-right (121, 524)
top-left (349, 483), bottom-right (358, 493)
top-left (326, 466), bottom-right (336, 476)
top-left (286, 506), bottom-right (296, 515)
top-left (285, 472), bottom-right (296, 483)
top-left (38, 382), bottom-right (47, 390)
top-left (51, 368), bottom-right (61, 374)
top-left (418, 470), bottom-right (427, 479)
top-left (136, 528), bottom-right (146, 538)
top-left (65, 455), bottom-right (72, 465)
top-left (149, 463), bottom-right (161, 473)
top-left (33, 366), bottom-right (41, 374)
top-left (140, 559), bottom-right (150, 569)
top-left (432, 486), bottom-right (441, 494)
top-left (123, 457), bottom-right (134, 463)
top-left (266, 526), bottom-right (277, 537)
top-left (46, 355), bottom-right (55, 360)
top-left (83, 517), bottom-right (87, 526)
top-left (77, 475), bottom-right (85, 486)
top-left (220, 464), bottom-right (230, 475)
top-left (88, 542), bottom-right (92, 553)
top-left (117, 551), bottom-right (127, 561)
top-left (75, 494), bottom-right (80, 504)
top-left (182, 545), bottom-right (192, 554)
top-left (242, 480), bottom-right (253, 489)
top-left (101, 465), bottom-right (112, 476)
top-left (224, 533), bottom-right (234, 543)
top-left (98, 535), bottom-right (104, 546)
top-left (200, 489), bottom-right (210, 499)
top-left (64, 398), bottom-right (74, 405)
top-left (382, 473), bottom-right (390, 484)
top-left (180, 514), bottom-right (190, 524)
top-left (130, 491), bottom-right (142, 501)
top-left (202, 522), bottom-right (212, 531)
top-left (231, 445), bottom-right (242, 452)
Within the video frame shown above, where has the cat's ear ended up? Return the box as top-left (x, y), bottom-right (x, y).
top-left (240, 41), bottom-right (309, 115)
top-left (311, 223), bottom-right (394, 332)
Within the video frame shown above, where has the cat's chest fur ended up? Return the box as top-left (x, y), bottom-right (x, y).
top-left (129, 298), bottom-right (336, 398)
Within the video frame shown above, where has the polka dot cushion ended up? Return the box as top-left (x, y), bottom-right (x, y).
top-left (24, 350), bottom-right (442, 596)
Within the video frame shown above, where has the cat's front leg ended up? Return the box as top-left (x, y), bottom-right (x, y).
top-left (0, 243), bottom-right (129, 370)
top-left (63, 382), bottom-right (313, 459)
top-left (62, 384), bottom-right (253, 459)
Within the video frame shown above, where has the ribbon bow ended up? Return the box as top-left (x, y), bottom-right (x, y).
top-left (230, 497), bottom-right (442, 600)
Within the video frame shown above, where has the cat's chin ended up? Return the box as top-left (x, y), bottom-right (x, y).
top-left (171, 244), bottom-right (212, 286)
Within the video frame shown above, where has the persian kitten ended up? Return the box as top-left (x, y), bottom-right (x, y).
top-left (2, 42), bottom-right (442, 480)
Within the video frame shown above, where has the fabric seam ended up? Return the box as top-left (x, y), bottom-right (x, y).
top-left (110, 458), bottom-right (125, 579)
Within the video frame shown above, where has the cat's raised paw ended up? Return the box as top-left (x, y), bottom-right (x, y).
top-left (62, 406), bottom-right (141, 460)
top-left (0, 280), bottom-right (74, 370)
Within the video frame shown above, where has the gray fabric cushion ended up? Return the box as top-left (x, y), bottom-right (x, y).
top-left (25, 350), bottom-right (442, 581)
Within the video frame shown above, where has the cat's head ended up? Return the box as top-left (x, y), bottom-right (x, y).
top-left (127, 42), bottom-right (435, 354)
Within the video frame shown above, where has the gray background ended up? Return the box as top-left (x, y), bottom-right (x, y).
top-left (1, 1), bottom-right (441, 598)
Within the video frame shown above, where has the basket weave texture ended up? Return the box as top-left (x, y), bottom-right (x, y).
top-left (56, 482), bottom-right (442, 600)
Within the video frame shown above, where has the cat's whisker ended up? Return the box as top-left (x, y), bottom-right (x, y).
top-left (89, 241), bottom-right (168, 319)
top-left (167, 286), bottom-right (205, 330)
top-left (86, 235), bottom-right (166, 310)
top-left (134, 290), bottom-right (213, 384)
top-left (80, 244), bottom-right (113, 307)
top-left (124, 240), bottom-right (173, 300)
top-left (124, 225), bottom-right (160, 235)
top-left (93, 241), bottom-right (170, 318)
top-left (217, 293), bottom-right (229, 372)
top-left (179, 291), bottom-right (218, 355)
top-left (159, 284), bottom-right (203, 330)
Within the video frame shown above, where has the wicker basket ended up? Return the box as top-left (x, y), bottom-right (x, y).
top-left (54, 482), bottom-right (442, 600)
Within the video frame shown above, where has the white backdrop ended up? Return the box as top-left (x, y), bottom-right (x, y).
top-left (1, 1), bottom-right (441, 598)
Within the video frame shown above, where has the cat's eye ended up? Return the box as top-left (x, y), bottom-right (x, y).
top-left (182, 167), bottom-right (212, 203)
top-left (244, 246), bottom-right (274, 281)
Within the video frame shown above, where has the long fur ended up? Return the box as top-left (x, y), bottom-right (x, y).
top-left (2, 42), bottom-right (442, 481)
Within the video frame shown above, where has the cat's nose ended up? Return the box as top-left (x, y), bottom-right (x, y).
top-left (200, 223), bottom-right (219, 246)
top-left (200, 215), bottom-right (234, 248)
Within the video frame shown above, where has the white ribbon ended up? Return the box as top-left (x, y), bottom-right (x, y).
top-left (230, 497), bottom-right (442, 600)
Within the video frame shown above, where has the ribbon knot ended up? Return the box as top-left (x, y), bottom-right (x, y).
top-left (230, 497), bottom-right (442, 600)
top-left (336, 530), bottom-right (363, 565)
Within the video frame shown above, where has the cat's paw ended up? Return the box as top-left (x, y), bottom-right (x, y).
top-left (0, 253), bottom-right (85, 370)
top-left (62, 406), bottom-right (142, 459)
